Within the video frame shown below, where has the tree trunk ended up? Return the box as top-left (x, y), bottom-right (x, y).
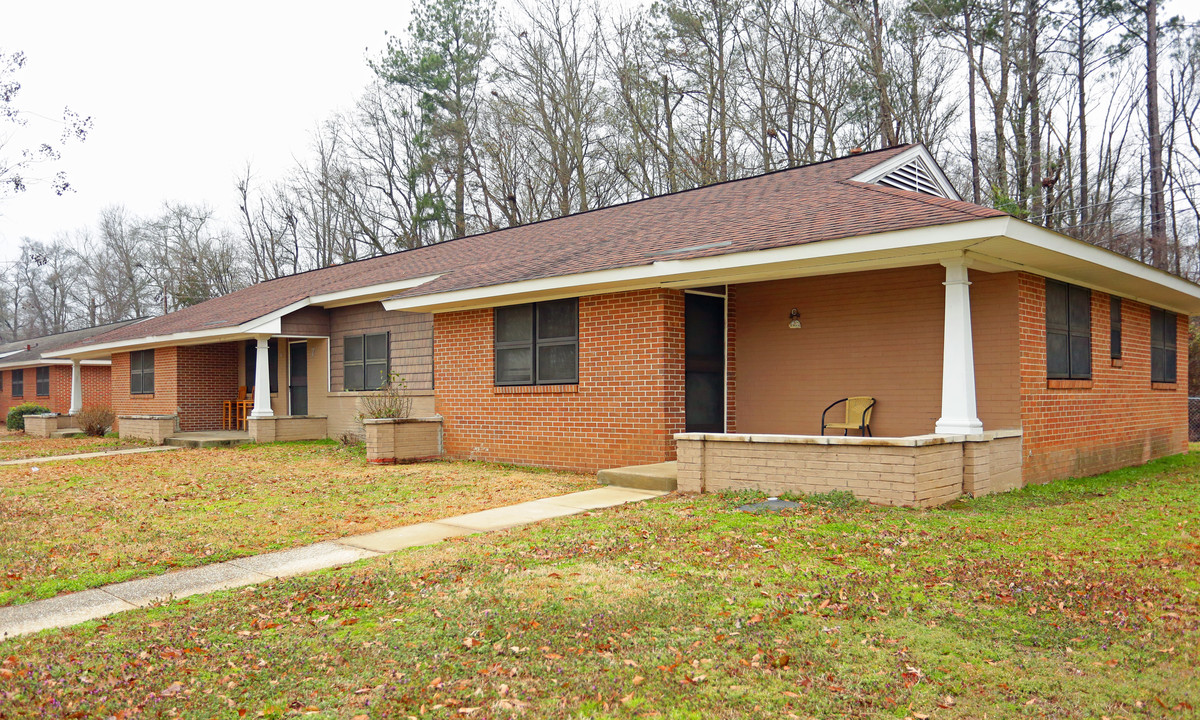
top-left (1146, 0), bottom-right (1168, 269)
top-left (965, 2), bottom-right (981, 204)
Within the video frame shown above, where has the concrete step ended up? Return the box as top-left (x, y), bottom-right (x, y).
top-left (597, 461), bottom-right (677, 492)
top-left (164, 434), bottom-right (251, 449)
top-left (48, 428), bottom-right (83, 438)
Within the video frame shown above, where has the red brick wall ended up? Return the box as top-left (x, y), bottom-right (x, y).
top-left (112, 344), bottom-right (239, 432)
top-left (0, 364), bottom-right (112, 416)
top-left (1018, 272), bottom-right (1188, 484)
top-left (176, 344), bottom-right (239, 431)
top-left (434, 289), bottom-right (686, 472)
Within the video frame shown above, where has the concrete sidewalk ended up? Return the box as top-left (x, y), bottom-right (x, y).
top-left (0, 485), bottom-right (667, 641)
top-left (0, 445), bottom-right (181, 466)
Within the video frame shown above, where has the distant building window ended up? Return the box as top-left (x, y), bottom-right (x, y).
top-left (1110, 296), bottom-right (1122, 360)
top-left (35, 366), bottom-right (49, 397)
top-left (11, 369), bottom-right (23, 398)
top-left (1150, 308), bottom-right (1177, 384)
top-left (244, 339), bottom-right (280, 394)
top-left (1046, 279), bottom-right (1091, 380)
top-left (344, 333), bottom-right (389, 391)
top-left (494, 299), bottom-right (579, 386)
top-left (130, 349), bottom-right (155, 395)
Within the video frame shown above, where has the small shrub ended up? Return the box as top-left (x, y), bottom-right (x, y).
top-left (76, 405), bottom-right (116, 437)
top-left (356, 373), bottom-right (413, 420)
top-left (336, 430), bottom-right (363, 447)
top-left (6, 403), bottom-right (52, 431)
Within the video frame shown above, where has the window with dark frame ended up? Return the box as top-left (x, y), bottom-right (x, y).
top-left (130, 349), bottom-right (155, 395)
top-left (344, 332), bottom-right (390, 391)
top-left (1110, 296), bottom-right (1122, 360)
top-left (244, 339), bottom-right (280, 394)
top-left (1150, 307), bottom-right (1177, 384)
top-left (35, 366), bottom-right (49, 396)
top-left (494, 299), bottom-right (578, 386)
top-left (1045, 279), bottom-right (1092, 380)
top-left (11, 369), bottom-right (23, 397)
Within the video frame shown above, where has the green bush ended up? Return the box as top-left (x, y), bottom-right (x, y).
top-left (6, 403), bottom-right (52, 431)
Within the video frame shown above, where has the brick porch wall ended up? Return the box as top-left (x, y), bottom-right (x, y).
top-left (1018, 272), bottom-right (1188, 484)
top-left (434, 289), bottom-right (686, 472)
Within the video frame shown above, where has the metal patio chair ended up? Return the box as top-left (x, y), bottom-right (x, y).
top-left (821, 396), bottom-right (876, 437)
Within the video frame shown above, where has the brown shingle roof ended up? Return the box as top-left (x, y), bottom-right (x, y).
top-left (0, 318), bottom-right (146, 363)
top-left (72, 145), bottom-right (1005, 348)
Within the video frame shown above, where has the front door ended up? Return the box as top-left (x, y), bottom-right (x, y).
top-left (685, 292), bottom-right (725, 432)
top-left (289, 341), bottom-right (308, 416)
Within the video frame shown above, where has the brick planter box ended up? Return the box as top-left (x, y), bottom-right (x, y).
top-left (248, 416), bottom-right (328, 443)
top-left (675, 429), bottom-right (1022, 508)
top-left (23, 414), bottom-right (62, 438)
top-left (363, 416), bottom-right (443, 464)
top-left (118, 415), bottom-right (178, 445)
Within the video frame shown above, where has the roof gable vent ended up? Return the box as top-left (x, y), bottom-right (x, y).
top-left (849, 144), bottom-right (962, 202)
top-left (875, 157), bottom-right (945, 197)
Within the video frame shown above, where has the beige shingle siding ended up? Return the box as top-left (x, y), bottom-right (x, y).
top-left (328, 303), bottom-right (433, 391)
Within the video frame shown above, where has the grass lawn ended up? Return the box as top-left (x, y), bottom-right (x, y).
top-left (2, 453), bottom-right (1197, 718)
top-left (0, 431), bottom-right (147, 462)
top-left (0, 440), bottom-right (592, 606)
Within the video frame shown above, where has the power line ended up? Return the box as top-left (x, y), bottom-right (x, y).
top-left (1028, 181), bottom-right (1200, 222)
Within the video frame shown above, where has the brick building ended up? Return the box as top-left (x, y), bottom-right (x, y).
top-left (0, 319), bottom-right (143, 420)
top-left (47, 145), bottom-right (1200, 505)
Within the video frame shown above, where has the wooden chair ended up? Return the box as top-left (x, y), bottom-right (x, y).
top-left (223, 386), bottom-right (252, 430)
top-left (821, 396), bottom-right (875, 437)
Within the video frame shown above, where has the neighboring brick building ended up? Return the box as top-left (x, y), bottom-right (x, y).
top-left (0, 319), bottom-right (143, 420)
top-left (46, 144), bottom-right (1200, 504)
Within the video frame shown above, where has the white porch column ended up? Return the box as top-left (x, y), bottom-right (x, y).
top-left (69, 359), bottom-right (83, 415)
top-left (250, 335), bottom-right (274, 418)
top-left (934, 257), bottom-right (984, 435)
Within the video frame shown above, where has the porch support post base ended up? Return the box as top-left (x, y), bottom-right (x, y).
top-left (935, 256), bottom-right (983, 436)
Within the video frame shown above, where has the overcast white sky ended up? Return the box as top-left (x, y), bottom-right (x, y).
top-left (0, 1), bottom-right (416, 258)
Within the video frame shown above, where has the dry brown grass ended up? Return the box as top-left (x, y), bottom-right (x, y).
top-left (0, 440), bottom-right (592, 604)
top-left (0, 431), bottom-right (142, 462)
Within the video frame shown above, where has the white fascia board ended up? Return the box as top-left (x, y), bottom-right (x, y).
top-left (848, 143), bottom-right (963, 201)
top-left (44, 275), bottom-right (443, 359)
top-left (0, 359), bottom-right (112, 369)
top-left (310, 274), bottom-right (442, 308)
top-left (969, 217), bottom-right (1200, 314)
top-left (382, 218), bottom-right (1010, 312)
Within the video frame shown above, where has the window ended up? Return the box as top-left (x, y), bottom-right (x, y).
top-left (244, 339), bottom-right (279, 394)
top-left (11, 369), bottom-right (23, 397)
top-left (35, 366), bottom-right (49, 396)
top-left (1150, 307), bottom-right (1177, 384)
top-left (130, 349), bottom-right (155, 394)
top-left (494, 299), bottom-right (578, 386)
top-left (1110, 296), bottom-right (1122, 360)
top-left (1046, 279), bottom-right (1091, 380)
top-left (344, 333), bottom-right (389, 391)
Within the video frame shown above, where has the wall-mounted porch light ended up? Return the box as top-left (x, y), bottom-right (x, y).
top-left (789, 308), bottom-right (802, 329)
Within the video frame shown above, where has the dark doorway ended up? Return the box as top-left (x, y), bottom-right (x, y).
top-left (289, 341), bottom-right (308, 416)
top-left (685, 292), bottom-right (726, 432)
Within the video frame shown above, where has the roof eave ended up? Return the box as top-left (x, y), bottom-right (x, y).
top-left (382, 216), bottom-right (1200, 316)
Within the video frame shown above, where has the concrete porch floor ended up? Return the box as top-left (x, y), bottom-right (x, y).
top-left (164, 430), bottom-right (251, 448)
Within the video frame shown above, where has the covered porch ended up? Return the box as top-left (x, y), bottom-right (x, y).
top-left (669, 256), bottom-right (1022, 507)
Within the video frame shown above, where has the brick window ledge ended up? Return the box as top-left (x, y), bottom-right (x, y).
top-left (1151, 382), bottom-right (1178, 391)
top-left (493, 384), bottom-right (580, 395)
top-left (1047, 379), bottom-right (1092, 390)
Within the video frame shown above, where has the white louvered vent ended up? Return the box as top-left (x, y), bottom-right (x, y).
top-left (875, 158), bottom-right (946, 197)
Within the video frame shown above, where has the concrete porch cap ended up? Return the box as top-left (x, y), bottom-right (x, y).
top-left (674, 428), bottom-right (1022, 447)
